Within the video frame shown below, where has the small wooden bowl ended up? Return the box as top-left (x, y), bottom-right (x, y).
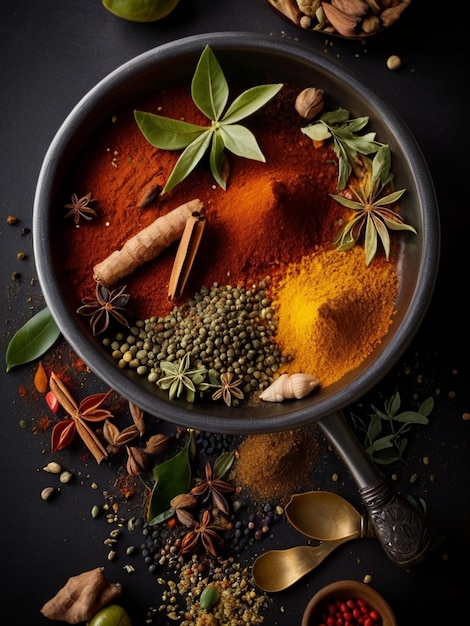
top-left (301, 580), bottom-right (398, 626)
top-left (266, 0), bottom-right (412, 40)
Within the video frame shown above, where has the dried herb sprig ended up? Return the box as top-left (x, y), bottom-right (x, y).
top-left (135, 45), bottom-right (283, 193)
top-left (349, 391), bottom-right (434, 465)
top-left (330, 145), bottom-right (417, 266)
top-left (301, 108), bottom-right (384, 190)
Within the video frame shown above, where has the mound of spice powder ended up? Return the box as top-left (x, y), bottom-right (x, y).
top-left (62, 83), bottom-right (399, 389)
top-left (234, 426), bottom-right (320, 501)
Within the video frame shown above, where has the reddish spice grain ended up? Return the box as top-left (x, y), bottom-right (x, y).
top-left (318, 598), bottom-right (382, 626)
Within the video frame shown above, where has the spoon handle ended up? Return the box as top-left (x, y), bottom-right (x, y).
top-left (318, 411), bottom-right (433, 568)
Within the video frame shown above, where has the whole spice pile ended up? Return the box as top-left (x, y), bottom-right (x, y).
top-left (51, 45), bottom-right (418, 412)
top-left (62, 79), bottom-right (403, 399)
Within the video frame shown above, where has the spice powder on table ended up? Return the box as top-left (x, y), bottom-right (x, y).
top-left (62, 83), bottom-right (399, 389)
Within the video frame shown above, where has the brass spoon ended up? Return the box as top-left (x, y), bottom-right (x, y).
top-left (284, 491), bottom-right (374, 541)
top-left (252, 492), bottom-right (374, 592)
top-left (252, 536), bottom-right (353, 592)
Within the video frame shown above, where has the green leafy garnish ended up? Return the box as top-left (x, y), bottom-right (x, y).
top-left (148, 431), bottom-right (194, 524)
top-left (301, 107), bottom-right (384, 190)
top-left (350, 392), bottom-right (434, 465)
top-left (134, 45), bottom-right (283, 193)
top-left (5, 307), bottom-right (60, 372)
top-left (330, 145), bottom-right (417, 266)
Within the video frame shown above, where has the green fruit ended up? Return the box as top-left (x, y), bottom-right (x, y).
top-left (102, 0), bottom-right (180, 22)
top-left (88, 604), bottom-right (132, 626)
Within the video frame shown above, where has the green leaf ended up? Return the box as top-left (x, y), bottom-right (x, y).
top-left (221, 84), bottom-right (283, 124)
top-left (147, 432), bottom-right (194, 524)
top-left (320, 108), bottom-right (350, 124)
top-left (134, 110), bottom-right (205, 149)
top-left (6, 307), bottom-right (60, 372)
top-left (214, 451), bottom-right (235, 478)
top-left (385, 391), bottom-right (401, 416)
top-left (367, 434), bottom-right (394, 452)
top-left (209, 131), bottom-right (228, 189)
top-left (301, 123), bottom-right (331, 143)
top-left (371, 144), bottom-right (392, 190)
top-left (135, 46), bottom-right (284, 192)
top-left (419, 396), bottom-right (434, 417)
top-left (392, 411), bottom-right (430, 426)
top-left (373, 188), bottom-right (406, 207)
top-left (219, 124), bottom-right (265, 161)
top-left (192, 45), bottom-right (228, 121)
top-left (366, 414), bottom-right (382, 444)
top-left (162, 129), bottom-right (212, 193)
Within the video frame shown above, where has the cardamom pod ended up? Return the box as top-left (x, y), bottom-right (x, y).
top-left (170, 493), bottom-right (198, 509)
top-left (144, 433), bottom-right (170, 456)
top-left (126, 446), bottom-right (150, 476)
top-left (115, 424), bottom-right (140, 447)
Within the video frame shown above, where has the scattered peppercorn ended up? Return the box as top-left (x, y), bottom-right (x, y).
top-left (386, 54), bottom-right (402, 70)
top-left (6, 214), bottom-right (18, 224)
top-left (16, 251), bottom-right (26, 261)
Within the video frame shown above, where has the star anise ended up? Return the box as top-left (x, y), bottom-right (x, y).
top-left (331, 145), bottom-right (416, 266)
top-left (157, 352), bottom-right (208, 402)
top-left (64, 192), bottom-right (97, 226)
top-left (211, 371), bottom-right (244, 407)
top-left (179, 509), bottom-right (226, 557)
top-left (190, 462), bottom-right (235, 515)
top-left (77, 283), bottom-right (130, 336)
top-left (49, 372), bottom-right (114, 464)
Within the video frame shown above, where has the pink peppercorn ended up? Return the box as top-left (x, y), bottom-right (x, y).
top-left (317, 597), bottom-right (382, 626)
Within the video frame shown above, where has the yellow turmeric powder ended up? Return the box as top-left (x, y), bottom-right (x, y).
top-left (272, 246), bottom-right (398, 387)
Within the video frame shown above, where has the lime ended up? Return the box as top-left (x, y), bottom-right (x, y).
top-left (88, 604), bottom-right (132, 626)
top-left (102, 0), bottom-right (180, 22)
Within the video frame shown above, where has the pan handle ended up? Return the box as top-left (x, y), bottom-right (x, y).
top-left (318, 411), bottom-right (433, 568)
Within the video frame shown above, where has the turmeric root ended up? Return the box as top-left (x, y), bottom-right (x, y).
top-left (93, 198), bottom-right (204, 287)
top-left (40, 566), bottom-right (122, 623)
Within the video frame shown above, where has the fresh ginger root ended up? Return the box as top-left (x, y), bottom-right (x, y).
top-left (40, 566), bottom-right (122, 623)
top-left (93, 198), bottom-right (204, 287)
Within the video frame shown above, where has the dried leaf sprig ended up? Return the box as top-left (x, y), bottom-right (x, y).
top-left (48, 372), bottom-right (114, 464)
top-left (77, 283), bottom-right (130, 335)
top-left (349, 391), bottom-right (434, 465)
top-left (331, 145), bottom-right (417, 266)
top-left (301, 107), bottom-right (384, 190)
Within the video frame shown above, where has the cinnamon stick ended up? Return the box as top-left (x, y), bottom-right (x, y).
top-left (93, 198), bottom-right (204, 287)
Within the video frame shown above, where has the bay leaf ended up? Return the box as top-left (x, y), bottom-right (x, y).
top-left (147, 431), bottom-right (194, 524)
top-left (6, 307), bottom-right (60, 372)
